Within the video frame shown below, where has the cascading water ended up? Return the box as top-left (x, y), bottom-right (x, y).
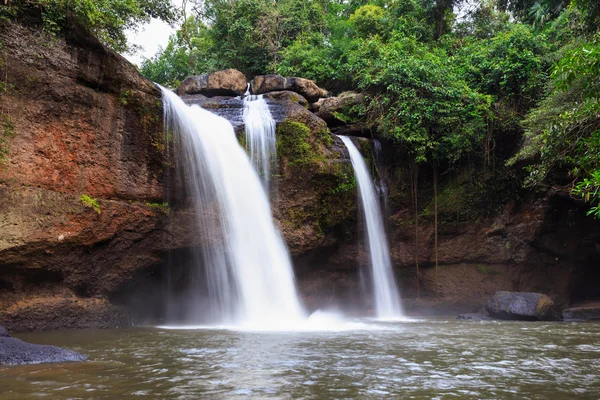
top-left (338, 136), bottom-right (404, 319)
top-left (160, 86), bottom-right (305, 327)
top-left (243, 94), bottom-right (277, 190)
top-left (373, 140), bottom-right (389, 213)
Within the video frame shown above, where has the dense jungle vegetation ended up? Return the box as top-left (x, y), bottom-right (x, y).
top-left (2, 0), bottom-right (599, 218)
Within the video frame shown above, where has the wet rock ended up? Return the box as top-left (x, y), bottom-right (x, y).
top-left (0, 337), bottom-right (86, 365)
top-left (177, 69), bottom-right (247, 97)
top-left (456, 313), bottom-right (494, 321)
top-left (562, 306), bottom-right (600, 322)
top-left (0, 325), bottom-right (10, 337)
top-left (250, 75), bottom-right (327, 102)
top-left (313, 91), bottom-right (365, 124)
top-left (262, 90), bottom-right (309, 108)
top-left (486, 291), bottom-right (555, 321)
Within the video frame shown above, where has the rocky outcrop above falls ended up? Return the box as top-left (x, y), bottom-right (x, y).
top-left (250, 74), bottom-right (328, 102)
top-left (177, 69), bottom-right (247, 97)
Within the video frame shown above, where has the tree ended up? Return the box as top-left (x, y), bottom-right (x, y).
top-left (4, 0), bottom-right (180, 52)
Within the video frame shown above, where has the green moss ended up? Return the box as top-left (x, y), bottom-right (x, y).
top-left (316, 127), bottom-right (333, 148)
top-left (146, 201), bottom-right (171, 215)
top-left (276, 121), bottom-right (315, 167)
top-left (80, 194), bottom-right (101, 214)
top-left (476, 264), bottom-right (499, 275)
top-left (119, 90), bottom-right (131, 105)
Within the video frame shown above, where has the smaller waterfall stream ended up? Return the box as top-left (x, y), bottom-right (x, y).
top-left (243, 95), bottom-right (276, 190)
top-left (339, 136), bottom-right (404, 319)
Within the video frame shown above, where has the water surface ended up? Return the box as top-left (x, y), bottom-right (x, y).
top-left (2, 319), bottom-right (600, 399)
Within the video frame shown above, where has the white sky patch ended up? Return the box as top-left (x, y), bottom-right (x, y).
top-left (124, 0), bottom-right (185, 67)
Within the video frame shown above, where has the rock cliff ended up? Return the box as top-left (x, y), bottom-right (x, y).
top-left (1, 17), bottom-right (599, 331)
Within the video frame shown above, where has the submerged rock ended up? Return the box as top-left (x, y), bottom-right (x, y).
top-left (0, 325), bottom-right (86, 365)
top-left (456, 313), bottom-right (494, 321)
top-left (250, 75), bottom-right (327, 102)
top-left (485, 291), bottom-right (555, 321)
top-left (562, 306), bottom-right (600, 322)
top-left (177, 69), bottom-right (247, 96)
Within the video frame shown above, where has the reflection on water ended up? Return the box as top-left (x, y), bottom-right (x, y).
top-left (2, 319), bottom-right (600, 399)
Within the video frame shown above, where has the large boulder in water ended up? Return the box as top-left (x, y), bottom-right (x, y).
top-left (485, 291), bottom-right (555, 320)
top-left (177, 69), bottom-right (247, 97)
top-left (0, 325), bottom-right (86, 365)
top-left (250, 75), bottom-right (327, 102)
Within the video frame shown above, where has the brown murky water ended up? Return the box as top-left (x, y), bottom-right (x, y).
top-left (1, 318), bottom-right (600, 399)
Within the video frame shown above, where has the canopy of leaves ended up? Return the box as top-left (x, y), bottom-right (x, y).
top-left (3, 0), bottom-right (179, 52)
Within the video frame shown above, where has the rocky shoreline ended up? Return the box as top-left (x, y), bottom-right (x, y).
top-left (0, 325), bottom-right (86, 365)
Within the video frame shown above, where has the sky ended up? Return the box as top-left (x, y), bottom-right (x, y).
top-left (124, 0), bottom-right (184, 67)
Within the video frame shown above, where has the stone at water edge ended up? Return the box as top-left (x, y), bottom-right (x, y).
top-left (485, 291), bottom-right (556, 321)
top-left (563, 306), bottom-right (600, 322)
top-left (177, 69), bottom-right (248, 97)
top-left (0, 325), bottom-right (87, 365)
top-left (0, 325), bottom-right (10, 337)
top-left (456, 313), bottom-right (494, 321)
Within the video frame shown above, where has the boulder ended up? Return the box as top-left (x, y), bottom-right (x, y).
top-left (0, 336), bottom-right (87, 365)
top-left (485, 291), bottom-right (555, 321)
top-left (562, 306), bottom-right (600, 322)
top-left (250, 75), bottom-right (327, 102)
top-left (313, 91), bottom-right (365, 124)
top-left (177, 69), bottom-right (247, 96)
top-left (262, 90), bottom-right (309, 108)
top-left (250, 74), bottom-right (287, 94)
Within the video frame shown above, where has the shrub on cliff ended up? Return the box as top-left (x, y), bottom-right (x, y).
top-left (1, 0), bottom-right (178, 52)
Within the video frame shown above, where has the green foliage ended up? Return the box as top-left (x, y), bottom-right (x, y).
top-left (349, 5), bottom-right (388, 38)
top-left (119, 90), bottom-right (131, 105)
top-left (572, 170), bottom-right (600, 218)
top-left (5, 0), bottom-right (178, 53)
top-left (80, 194), bottom-right (101, 214)
top-left (316, 127), bottom-right (333, 148)
top-left (141, 16), bottom-right (219, 86)
top-left (146, 201), bottom-right (171, 215)
top-left (349, 35), bottom-right (492, 164)
top-left (457, 24), bottom-right (549, 106)
top-left (328, 172), bottom-right (356, 194)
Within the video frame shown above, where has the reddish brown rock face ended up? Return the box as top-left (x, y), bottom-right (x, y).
top-left (0, 20), bottom-right (183, 331)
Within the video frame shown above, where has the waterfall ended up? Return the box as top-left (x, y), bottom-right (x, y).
top-left (338, 136), bottom-right (404, 319)
top-left (243, 95), bottom-right (276, 190)
top-left (373, 140), bottom-right (389, 213)
top-left (160, 86), bottom-right (305, 327)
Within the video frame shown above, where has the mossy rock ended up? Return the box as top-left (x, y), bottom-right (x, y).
top-left (277, 121), bottom-right (325, 168)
